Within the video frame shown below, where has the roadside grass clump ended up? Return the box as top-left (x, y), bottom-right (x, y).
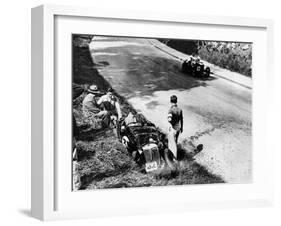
top-left (78, 137), bottom-right (140, 189)
top-left (87, 171), bottom-right (156, 189)
top-left (86, 157), bottom-right (223, 189)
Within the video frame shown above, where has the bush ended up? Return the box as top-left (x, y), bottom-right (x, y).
top-left (198, 43), bottom-right (252, 77)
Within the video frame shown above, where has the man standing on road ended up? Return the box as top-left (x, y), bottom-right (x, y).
top-left (167, 95), bottom-right (183, 160)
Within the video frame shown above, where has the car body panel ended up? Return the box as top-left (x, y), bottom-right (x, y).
top-left (182, 58), bottom-right (211, 78)
top-left (117, 117), bottom-right (162, 172)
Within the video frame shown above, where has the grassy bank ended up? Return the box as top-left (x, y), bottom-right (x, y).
top-left (73, 35), bottom-right (224, 190)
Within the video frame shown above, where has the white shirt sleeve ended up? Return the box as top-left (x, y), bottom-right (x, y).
top-left (97, 95), bottom-right (106, 106)
top-left (115, 101), bottom-right (122, 119)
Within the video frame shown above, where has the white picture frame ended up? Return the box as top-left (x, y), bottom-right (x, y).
top-left (31, 4), bottom-right (274, 221)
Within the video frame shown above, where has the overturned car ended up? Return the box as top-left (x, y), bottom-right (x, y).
top-left (117, 113), bottom-right (163, 173)
top-left (181, 56), bottom-right (211, 78)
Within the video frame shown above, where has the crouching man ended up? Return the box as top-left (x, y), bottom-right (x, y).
top-left (82, 84), bottom-right (110, 128)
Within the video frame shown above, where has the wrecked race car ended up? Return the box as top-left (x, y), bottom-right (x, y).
top-left (117, 113), bottom-right (163, 173)
top-left (181, 56), bottom-right (211, 78)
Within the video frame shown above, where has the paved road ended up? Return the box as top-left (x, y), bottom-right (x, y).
top-left (89, 36), bottom-right (252, 183)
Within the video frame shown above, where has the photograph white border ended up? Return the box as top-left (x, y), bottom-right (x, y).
top-left (31, 4), bottom-right (274, 221)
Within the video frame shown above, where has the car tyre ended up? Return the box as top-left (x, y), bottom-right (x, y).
top-left (205, 67), bottom-right (211, 77)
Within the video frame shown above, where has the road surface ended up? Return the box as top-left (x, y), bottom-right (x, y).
top-left (89, 36), bottom-right (252, 183)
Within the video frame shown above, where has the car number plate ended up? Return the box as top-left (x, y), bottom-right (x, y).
top-left (145, 161), bottom-right (158, 172)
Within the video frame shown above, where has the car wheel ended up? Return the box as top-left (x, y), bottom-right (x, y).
top-left (137, 152), bottom-right (146, 166)
top-left (205, 67), bottom-right (210, 77)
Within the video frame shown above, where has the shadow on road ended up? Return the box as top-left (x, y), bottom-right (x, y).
top-left (89, 40), bottom-right (218, 100)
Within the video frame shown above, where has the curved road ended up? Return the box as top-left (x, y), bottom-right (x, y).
top-left (89, 36), bottom-right (252, 183)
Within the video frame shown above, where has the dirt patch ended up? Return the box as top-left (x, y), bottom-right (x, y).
top-left (73, 35), bottom-right (224, 190)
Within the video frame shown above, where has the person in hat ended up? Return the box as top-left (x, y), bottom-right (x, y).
top-left (82, 84), bottom-right (110, 128)
top-left (97, 87), bottom-right (122, 125)
top-left (82, 85), bottom-right (100, 115)
top-left (195, 56), bottom-right (201, 64)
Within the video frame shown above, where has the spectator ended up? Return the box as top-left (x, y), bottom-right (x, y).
top-left (82, 85), bottom-right (110, 128)
top-left (97, 88), bottom-right (122, 126)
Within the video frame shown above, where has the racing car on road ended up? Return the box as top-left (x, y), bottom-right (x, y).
top-left (117, 113), bottom-right (163, 173)
top-left (181, 56), bottom-right (211, 78)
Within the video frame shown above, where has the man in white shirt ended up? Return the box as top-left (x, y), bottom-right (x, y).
top-left (97, 88), bottom-right (122, 125)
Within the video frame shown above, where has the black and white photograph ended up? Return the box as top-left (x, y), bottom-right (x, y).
top-left (72, 34), bottom-right (252, 191)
